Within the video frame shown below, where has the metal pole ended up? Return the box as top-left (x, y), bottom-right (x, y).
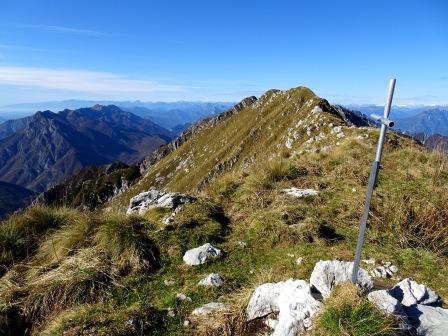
top-left (351, 79), bottom-right (396, 283)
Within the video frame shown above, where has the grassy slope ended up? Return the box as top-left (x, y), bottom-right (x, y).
top-left (1, 87), bottom-right (447, 335)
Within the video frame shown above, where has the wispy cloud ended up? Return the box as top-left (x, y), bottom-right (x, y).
top-left (0, 66), bottom-right (185, 96)
top-left (14, 24), bottom-right (105, 36)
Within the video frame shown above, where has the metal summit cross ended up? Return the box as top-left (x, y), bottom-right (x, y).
top-left (351, 79), bottom-right (397, 283)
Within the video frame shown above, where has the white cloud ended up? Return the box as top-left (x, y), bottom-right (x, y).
top-left (0, 66), bottom-right (185, 97)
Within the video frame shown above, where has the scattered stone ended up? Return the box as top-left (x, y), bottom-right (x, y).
top-left (164, 279), bottom-right (175, 286)
top-left (311, 106), bottom-right (322, 114)
top-left (371, 266), bottom-right (389, 278)
top-left (167, 307), bottom-right (175, 317)
top-left (183, 243), bottom-right (222, 266)
top-left (164, 215), bottom-right (175, 225)
top-left (192, 302), bottom-right (230, 316)
top-left (176, 293), bottom-right (192, 302)
top-left (352, 188), bottom-right (357, 192)
top-left (388, 278), bottom-right (443, 307)
top-left (282, 188), bottom-right (318, 198)
top-left (405, 304), bottom-right (448, 336)
top-left (246, 279), bottom-right (322, 336)
top-left (296, 257), bottom-right (304, 265)
top-left (237, 241), bottom-right (247, 248)
top-left (287, 253), bottom-right (295, 258)
top-left (362, 257), bottom-right (376, 265)
top-left (127, 189), bottom-right (196, 215)
top-left (183, 319), bottom-right (190, 327)
top-left (198, 273), bottom-right (224, 287)
top-left (310, 260), bottom-right (373, 299)
top-left (389, 265), bottom-right (399, 274)
top-left (126, 318), bottom-right (140, 330)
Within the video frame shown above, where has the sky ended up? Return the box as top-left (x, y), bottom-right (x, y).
top-left (0, 0), bottom-right (447, 107)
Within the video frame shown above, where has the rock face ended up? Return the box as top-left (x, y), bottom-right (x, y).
top-left (126, 189), bottom-right (196, 215)
top-left (282, 188), bottom-right (318, 198)
top-left (192, 302), bottom-right (230, 316)
top-left (246, 279), bottom-right (322, 336)
top-left (182, 243), bottom-right (222, 266)
top-left (198, 273), bottom-right (223, 287)
top-left (310, 260), bottom-right (373, 299)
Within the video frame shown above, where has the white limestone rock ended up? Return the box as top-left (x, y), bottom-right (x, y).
top-left (183, 243), bottom-right (222, 266)
top-left (405, 304), bottom-right (448, 336)
top-left (198, 273), bottom-right (224, 287)
top-left (367, 290), bottom-right (411, 330)
top-left (388, 278), bottom-right (443, 307)
top-left (127, 188), bottom-right (196, 215)
top-left (246, 279), bottom-right (322, 336)
top-left (310, 260), bottom-right (373, 299)
top-left (192, 302), bottom-right (230, 316)
top-left (282, 188), bottom-right (318, 198)
top-left (176, 293), bottom-right (192, 302)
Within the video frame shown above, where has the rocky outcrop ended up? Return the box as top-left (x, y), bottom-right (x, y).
top-left (246, 279), bottom-right (322, 336)
top-left (310, 260), bottom-right (373, 299)
top-left (182, 243), bottom-right (222, 266)
top-left (138, 96), bottom-right (257, 174)
top-left (368, 278), bottom-right (446, 335)
top-left (126, 189), bottom-right (196, 215)
top-left (388, 278), bottom-right (443, 307)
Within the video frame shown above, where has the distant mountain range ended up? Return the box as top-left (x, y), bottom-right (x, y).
top-left (347, 105), bottom-right (448, 139)
top-left (0, 100), bottom-right (234, 131)
top-left (0, 105), bottom-right (174, 192)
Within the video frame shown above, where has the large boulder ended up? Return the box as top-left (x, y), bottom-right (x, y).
top-left (246, 279), bottom-right (322, 336)
top-left (127, 188), bottom-right (196, 215)
top-left (405, 304), bottom-right (448, 336)
top-left (183, 243), bottom-right (222, 266)
top-left (310, 260), bottom-right (373, 298)
top-left (388, 278), bottom-right (443, 307)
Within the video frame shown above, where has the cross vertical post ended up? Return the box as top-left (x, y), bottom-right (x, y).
top-left (351, 79), bottom-right (396, 283)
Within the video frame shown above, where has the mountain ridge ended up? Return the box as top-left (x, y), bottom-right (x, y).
top-left (0, 105), bottom-right (174, 192)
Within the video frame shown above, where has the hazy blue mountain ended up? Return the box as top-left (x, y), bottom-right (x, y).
top-left (394, 108), bottom-right (448, 136)
top-left (0, 105), bottom-right (174, 192)
top-left (0, 100), bottom-right (235, 130)
top-left (345, 104), bottom-right (448, 119)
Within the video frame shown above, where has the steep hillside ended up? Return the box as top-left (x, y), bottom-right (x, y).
top-left (0, 105), bottom-right (173, 192)
top-left (1, 87), bottom-right (447, 336)
top-left (113, 87), bottom-right (370, 208)
top-left (34, 162), bottom-right (140, 210)
top-left (0, 182), bottom-right (35, 219)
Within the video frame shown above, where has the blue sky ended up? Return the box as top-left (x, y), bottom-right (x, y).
top-left (0, 0), bottom-right (447, 106)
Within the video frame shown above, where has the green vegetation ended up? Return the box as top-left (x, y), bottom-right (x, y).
top-left (315, 284), bottom-right (396, 336)
top-left (1, 87), bottom-right (447, 335)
